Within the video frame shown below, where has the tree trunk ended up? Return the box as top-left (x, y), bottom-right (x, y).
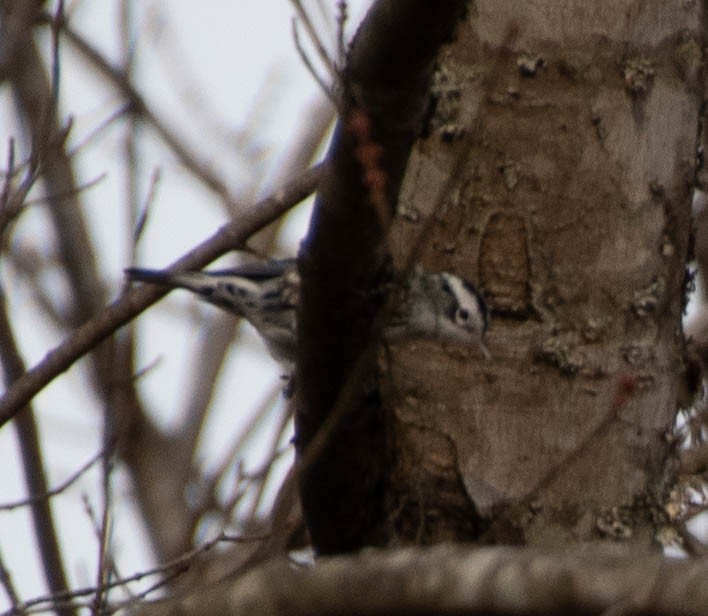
top-left (133, 2), bottom-right (706, 613)
top-left (383, 0), bottom-right (702, 547)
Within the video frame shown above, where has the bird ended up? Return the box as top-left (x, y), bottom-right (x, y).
top-left (125, 258), bottom-right (489, 368)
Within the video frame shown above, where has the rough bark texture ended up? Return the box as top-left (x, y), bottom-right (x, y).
top-left (138, 544), bottom-right (708, 616)
top-left (383, 0), bottom-right (703, 547)
top-left (296, 0), bottom-right (468, 554)
top-left (128, 3), bottom-right (708, 613)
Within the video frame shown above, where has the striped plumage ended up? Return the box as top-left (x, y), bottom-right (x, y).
top-left (126, 259), bottom-right (489, 366)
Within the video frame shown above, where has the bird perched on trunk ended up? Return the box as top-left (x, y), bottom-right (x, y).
top-left (125, 259), bottom-right (489, 368)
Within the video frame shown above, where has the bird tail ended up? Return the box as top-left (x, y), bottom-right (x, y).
top-left (125, 267), bottom-right (175, 285)
top-left (125, 267), bottom-right (229, 295)
top-left (125, 267), bottom-right (270, 320)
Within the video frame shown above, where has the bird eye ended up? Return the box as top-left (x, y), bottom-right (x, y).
top-left (457, 308), bottom-right (469, 322)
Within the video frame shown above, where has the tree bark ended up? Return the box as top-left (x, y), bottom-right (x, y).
top-left (132, 2), bottom-right (707, 612)
top-left (383, 0), bottom-right (703, 547)
top-left (137, 544), bottom-right (708, 616)
top-left (296, 0), bottom-right (468, 554)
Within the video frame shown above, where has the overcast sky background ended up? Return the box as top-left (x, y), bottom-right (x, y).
top-left (2, 1), bottom-right (707, 611)
top-left (0, 0), bottom-right (371, 608)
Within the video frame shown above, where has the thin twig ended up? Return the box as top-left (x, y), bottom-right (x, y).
top-left (187, 383), bottom-right (283, 532)
top-left (66, 103), bottom-right (133, 159)
top-left (175, 314), bottom-right (240, 487)
top-left (0, 163), bottom-right (322, 429)
top-left (0, 138), bottom-right (15, 211)
top-left (0, 142), bottom-right (41, 239)
top-left (55, 17), bottom-right (235, 205)
top-left (10, 531), bottom-right (271, 616)
top-left (132, 168), bottom-right (161, 248)
top-left (225, 446), bottom-right (292, 521)
top-left (22, 172), bottom-right (106, 208)
top-left (289, 0), bottom-right (338, 81)
top-left (0, 547), bottom-right (24, 615)
top-left (10, 24), bottom-right (108, 350)
top-left (0, 450), bottom-right (103, 511)
top-left (336, 1), bottom-right (348, 66)
top-left (242, 403), bottom-right (293, 521)
top-left (292, 18), bottom-right (337, 105)
top-left (49, 0), bottom-right (64, 112)
top-left (204, 383), bottom-right (283, 500)
top-left (122, 0), bottom-right (141, 272)
top-left (79, 494), bottom-right (123, 601)
top-left (91, 449), bottom-right (114, 615)
top-left (0, 291), bottom-right (75, 616)
top-left (6, 247), bottom-right (70, 329)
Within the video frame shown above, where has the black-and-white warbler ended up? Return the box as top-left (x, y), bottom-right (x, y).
top-left (125, 259), bottom-right (489, 367)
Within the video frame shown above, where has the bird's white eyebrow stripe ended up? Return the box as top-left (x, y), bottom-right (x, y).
top-left (442, 273), bottom-right (467, 305)
top-left (442, 273), bottom-right (486, 323)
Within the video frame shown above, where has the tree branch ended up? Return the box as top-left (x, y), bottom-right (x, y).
top-left (295, 0), bottom-right (468, 554)
top-left (56, 16), bottom-right (236, 205)
top-left (0, 164), bottom-right (321, 429)
top-left (136, 544), bottom-right (708, 616)
top-left (0, 291), bottom-right (75, 616)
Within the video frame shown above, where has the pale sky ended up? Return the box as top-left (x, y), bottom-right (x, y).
top-left (0, 0), bottom-right (370, 608)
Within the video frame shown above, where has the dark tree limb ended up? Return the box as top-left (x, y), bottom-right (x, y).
top-left (3, 1), bottom-right (325, 561)
top-left (296, 0), bottom-right (468, 553)
top-left (0, 290), bottom-right (75, 616)
top-left (136, 544), bottom-right (708, 616)
top-left (0, 164), bottom-right (321, 430)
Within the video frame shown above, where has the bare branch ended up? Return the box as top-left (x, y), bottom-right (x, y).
top-left (0, 547), bottom-right (23, 615)
top-left (132, 168), bottom-right (161, 248)
top-left (11, 531), bottom-right (271, 616)
top-left (194, 368), bottom-right (282, 509)
top-left (91, 452), bottom-right (115, 614)
top-left (289, 0), bottom-right (338, 82)
top-left (174, 314), bottom-right (239, 491)
top-left (23, 172), bottom-right (107, 208)
top-left (240, 404), bottom-right (293, 521)
top-left (0, 138), bottom-right (16, 211)
top-left (55, 16), bottom-right (236, 205)
top-left (292, 18), bottom-right (337, 105)
top-left (296, 0), bottom-right (468, 554)
top-left (0, 139), bottom-right (41, 239)
top-left (0, 164), bottom-right (321, 429)
top-left (0, 1), bottom-right (39, 82)
top-left (66, 102), bottom-right (133, 158)
top-left (335, 1), bottom-right (348, 67)
top-left (133, 544), bottom-right (708, 616)
top-left (0, 290), bottom-right (75, 615)
top-left (0, 450), bottom-right (103, 512)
